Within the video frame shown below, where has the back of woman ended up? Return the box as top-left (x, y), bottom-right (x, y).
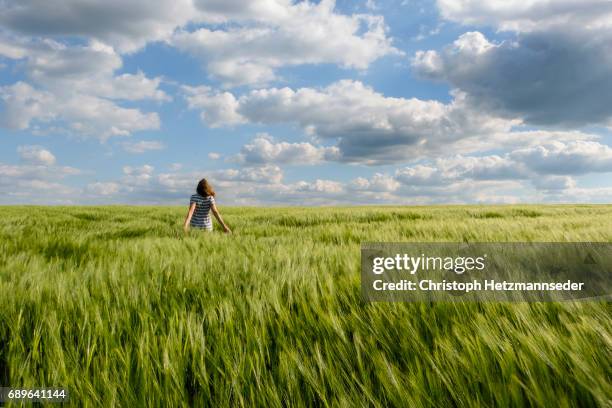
top-left (189, 193), bottom-right (214, 230)
top-left (183, 178), bottom-right (231, 233)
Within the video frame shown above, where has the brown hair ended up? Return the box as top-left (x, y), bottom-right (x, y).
top-left (196, 178), bottom-right (215, 197)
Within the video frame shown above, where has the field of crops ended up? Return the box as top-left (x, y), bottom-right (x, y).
top-left (0, 205), bottom-right (610, 406)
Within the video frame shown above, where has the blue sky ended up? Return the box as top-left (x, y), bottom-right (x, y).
top-left (1, 0), bottom-right (612, 205)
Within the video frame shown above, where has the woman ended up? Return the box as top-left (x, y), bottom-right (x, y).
top-left (183, 178), bottom-right (231, 233)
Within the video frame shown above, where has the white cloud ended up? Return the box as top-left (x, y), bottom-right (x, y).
top-left (86, 163), bottom-right (288, 204)
top-left (213, 164), bottom-right (284, 184)
top-left (510, 141), bottom-right (612, 175)
top-left (182, 85), bottom-right (246, 127)
top-left (17, 145), bottom-right (56, 165)
top-left (234, 133), bottom-right (340, 165)
top-left (450, 129), bottom-right (596, 155)
top-left (1, 0), bottom-right (399, 87)
top-left (0, 38), bottom-right (166, 138)
top-left (0, 0), bottom-right (199, 53)
top-left (0, 82), bottom-right (55, 130)
top-left (172, 0), bottom-right (400, 86)
top-left (394, 164), bottom-right (442, 186)
top-left (89, 72), bottom-right (170, 102)
top-left (156, 172), bottom-right (195, 191)
top-left (0, 81), bottom-right (161, 138)
top-left (62, 156), bottom-right (520, 205)
top-left (412, 30), bottom-right (612, 127)
top-left (121, 140), bottom-right (166, 154)
top-left (436, 0), bottom-right (612, 32)
top-left (185, 80), bottom-right (515, 163)
top-left (0, 162), bottom-right (79, 180)
top-left (417, 2), bottom-right (612, 127)
top-left (531, 176), bottom-right (576, 192)
top-left (0, 146), bottom-right (79, 203)
top-left (293, 179), bottom-right (344, 194)
top-left (122, 165), bottom-right (155, 187)
top-left (0, 38), bottom-right (169, 101)
top-left (66, 138), bottom-right (612, 205)
top-left (0, 40), bottom-right (27, 58)
top-left (208, 152), bottom-right (221, 160)
top-left (549, 186), bottom-right (612, 203)
top-left (392, 140), bottom-right (612, 193)
top-left (394, 156), bottom-right (523, 187)
top-left (349, 173), bottom-right (399, 192)
top-left (86, 182), bottom-right (121, 196)
top-left (435, 155), bottom-right (528, 182)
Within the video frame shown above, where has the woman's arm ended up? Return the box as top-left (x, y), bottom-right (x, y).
top-left (211, 202), bottom-right (231, 233)
top-left (183, 202), bottom-right (196, 231)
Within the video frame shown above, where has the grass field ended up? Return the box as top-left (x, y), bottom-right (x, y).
top-left (0, 205), bottom-right (611, 407)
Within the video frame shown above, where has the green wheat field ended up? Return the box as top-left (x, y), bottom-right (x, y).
top-left (0, 205), bottom-right (611, 407)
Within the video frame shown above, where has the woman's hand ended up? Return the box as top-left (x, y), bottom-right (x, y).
top-left (223, 225), bottom-right (232, 234)
top-left (184, 203), bottom-right (196, 233)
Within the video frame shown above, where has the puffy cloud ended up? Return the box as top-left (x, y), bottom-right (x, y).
top-left (450, 129), bottom-right (596, 155)
top-left (192, 0), bottom-right (295, 23)
top-left (0, 82), bottom-right (160, 138)
top-left (412, 30), bottom-right (612, 126)
top-left (394, 156), bottom-right (522, 187)
top-left (34, 40), bottom-right (166, 98)
top-left (17, 145), bottom-right (56, 165)
top-left (0, 39), bottom-right (166, 138)
top-left (416, 2), bottom-right (612, 127)
top-left (2, 180), bottom-right (77, 201)
top-left (156, 166), bottom-right (281, 193)
top-left (293, 179), bottom-right (344, 194)
top-left (393, 140), bottom-right (612, 193)
top-left (182, 85), bottom-right (246, 127)
top-left (510, 141), bottom-right (612, 175)
top-left (0, 40), bottom-right (27, 58)
top-left (1, 0), bottom-right (399, 86)
top-left (208, 153), bottom-right (221, 160)
top-left (213, 164), bottom-right (284, 184)
top-left (202, 172), bottom-right (522, 205)
top-left (531, 176), bottom-right (576, 192)
top-left (234, 133), bottom-right (340, 165)
top-left (0, 146), bottom-right (79, 203)
top-left (68, 138), bottom-right (612, 204)
top-left (435, 155), bottom-right (528, 181)
top-left (185, 80), bottom-right (515, 163)
top-left (0, 82), bottom-right (55, 130)
top-left (122, 165), bottom-right (155, 187)
top-left (156, 172), bottom-right (196, 191)
top-left (436, 0), bottom-right (612, 32)
top-left (67, 154), bottom-right (521, 205)
top-left (172, 0), bottom-right (400, 86)
top-left (394, 165), bottom-right (442, 186)
top-left (349, 173), bottom-right (399, 192)
top-left (84, 163), bottom-right (285, 204)
top-left (0, 0), bottom-right (199, 53)
top-left (79, 161), bottom-right (354, 205)
top-left (88, 71), bottom-right (170, 102)
top-left (548, 186), bottom-right (612, 203)
top-left (86, 182), bottom-right (121, 196)
top-left (0, 162), bottom-right (79, 181)
top-left (121, 140), bottom-right (166, 154)
top-left (85, 164), bottom-right (159, 200)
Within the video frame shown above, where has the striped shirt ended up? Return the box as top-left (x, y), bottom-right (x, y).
top-left (190, 194), bottom-right (215, 230)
